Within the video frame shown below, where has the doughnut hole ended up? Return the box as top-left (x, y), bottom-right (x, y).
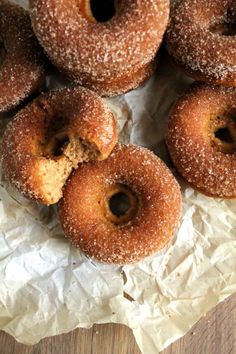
top-left (102, 184), bottom-right (139, 225)
top-left (109, 192), bottom-right (130, 216)
top-left (78, 0), bottom-right (118, 23)
top-left (0, 41), bottom-right (6, 68)
top-left (44, 131), bottom-right (99, 166)
top-left (209, 7), bottom-right (236, 36)
top-left (45, 133), bottom-right (70, 157)
top-left (209, 22), bottom-right (236, 36)
top-left (90, 0), bottom-right (116, 22)
top-left (210, 112), bottom-right (236, 153)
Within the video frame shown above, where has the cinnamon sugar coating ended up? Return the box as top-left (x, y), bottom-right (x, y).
top-left (166, 0), bottom-right (236, 86)
top-left (69, 59), bottom-right (157, 97)
top-left (29, 0), bottom-right (169, 96)
top-left (58, 144), bottom-right (182, 264)
top-left (166, 83), bottom-right (236, 198)
top-left (0, 0), bottom-right (45, 112)
top-left (2, 87), bottom-right (117, 205)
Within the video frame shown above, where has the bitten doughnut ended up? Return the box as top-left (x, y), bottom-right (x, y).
top-left (30, 0), bottom-right (170, 96)
top-left (58, 144), bottom-right (182, 264)
top-left (2, 87), bottom-right (117, 205)
top-left (166, 83), bottom-right (236, 198)
top-left (166, 0), bottom-right (236, 86)
top-left (0, 0), bottom-right (45, 112)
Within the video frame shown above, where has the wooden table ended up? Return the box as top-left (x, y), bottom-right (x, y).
top-left (1, 293), bottom-right (235, 354)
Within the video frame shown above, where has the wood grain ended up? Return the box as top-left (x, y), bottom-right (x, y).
top-left (1, 293), bottom-right (235, 354)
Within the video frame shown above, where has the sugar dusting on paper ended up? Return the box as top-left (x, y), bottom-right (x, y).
top-left (0, 1), bottom-right (235, 353)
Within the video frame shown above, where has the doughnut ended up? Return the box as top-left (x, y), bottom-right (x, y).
top-left (67, 59), bottom-right (157, 98)
top-left (166, 83), bottom-right (236, 199)
top-left (165, 0), bottom-right (236, 86)
top-left (29, 0), bottom-right (170, 96)
top-left (0, 0), bottom-right (45, 113)
top-left (58, 144), bottom-right (182, 264)
top-left (2, 87), bottom-right (117, 205)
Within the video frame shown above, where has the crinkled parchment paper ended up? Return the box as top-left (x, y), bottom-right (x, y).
top-left (0, 1), bottom-right (235, 353)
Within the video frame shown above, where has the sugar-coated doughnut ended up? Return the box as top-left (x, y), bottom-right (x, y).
top-left (0, 0), bottom-right (45, 112)
top-left (29, 0), bottom-right (169, 96)
top-left (2, 87), bottom-right (117, 205)
top-left (166, 0), bottom-right (236, 86)
top-left (71, 60), bottom-right (157, 98)
top-left (166, 83), bottom-right (236, 198)
top-left (58, 144), bottom-right (182, 264)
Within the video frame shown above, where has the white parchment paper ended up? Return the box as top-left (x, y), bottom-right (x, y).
top-left (0, 1), bottom-right (235, 353)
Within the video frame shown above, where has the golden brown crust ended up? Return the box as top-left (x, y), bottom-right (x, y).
top-left (29, 0), bottom-right (169, 96)
top-left (2, 87), bottom-right (118, 205)
top-left (166, 83), bottom-right (236, 198)
top-left (0, 0), bottom-right (45, 112)
top-left (58, 144), bottom-right (182, 264)
top-left (166, 0), bottom-right (236, 86)
top-left (64, 60), bottom-right (156, 97)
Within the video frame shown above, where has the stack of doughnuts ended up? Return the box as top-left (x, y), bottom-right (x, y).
top-left (165, 0), bottom-right (236, 199)
top-left (165, 0), bottom-right (236, 86)
top-left (0, 0), bottom-right (183, 265)
top-left (2, 0), bottom-right (235, 264)
top-left (29, 0), bottom-right (170, 96)
top-left (2, 86), bottom-right (182, 264)
top-left (0, 0), bottom-right (45, 112)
